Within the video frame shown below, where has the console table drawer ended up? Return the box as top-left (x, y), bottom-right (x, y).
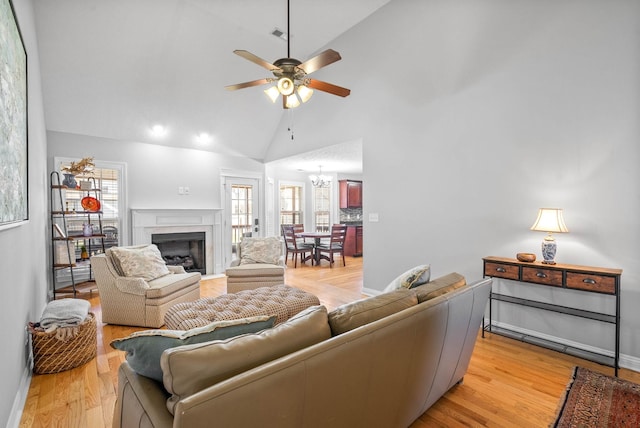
top-left (522, 267), bottom-right (563, 287)
top-left (566, 272), bottom-right (615, 294)
top-left (484, 262), bottom-right (519, 280)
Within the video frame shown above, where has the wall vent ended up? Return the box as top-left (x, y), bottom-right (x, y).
top-left (271, 28), bottom-right (288, 41)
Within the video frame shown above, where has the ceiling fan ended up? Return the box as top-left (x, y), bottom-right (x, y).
top-left (225, 0), bottom-right (351, 109)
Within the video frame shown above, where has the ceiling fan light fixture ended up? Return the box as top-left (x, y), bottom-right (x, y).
top-left (297, 85), bottom-right (313, 103)
top-left (264, 86), bottom-right (280, 103)
top-left (277, 77), bottom-right (295, 95)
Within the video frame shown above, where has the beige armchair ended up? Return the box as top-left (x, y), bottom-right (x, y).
top-left (91, 246), bottom-right (201, 328)
top-left (226, 236), bottom-right (285, 293)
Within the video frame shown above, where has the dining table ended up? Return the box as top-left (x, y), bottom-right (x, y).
top-left (297, 231), bottom-right (331, 265)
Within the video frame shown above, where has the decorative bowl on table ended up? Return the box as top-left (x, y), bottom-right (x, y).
top-left (516, 253), bottom-right (536, 263)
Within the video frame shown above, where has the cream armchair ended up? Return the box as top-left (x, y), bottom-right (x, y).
top-left (91, 245), bottom-right (201, 328)
top-left (226, 236), bottom-right (285, 293)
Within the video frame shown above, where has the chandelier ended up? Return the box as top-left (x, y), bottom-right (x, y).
top-left (310, 166), bottom-right (331, 188)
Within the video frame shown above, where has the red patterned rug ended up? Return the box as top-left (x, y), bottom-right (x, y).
top-left (553, 366), bottom-right (640, 427)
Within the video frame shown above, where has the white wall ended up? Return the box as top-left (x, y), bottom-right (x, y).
top-left (266, 0), bottom-right (640, 364)
top-left (0, 0), bottom-right (49, 426)
top-left (47, 131), bottom-right (265, 239)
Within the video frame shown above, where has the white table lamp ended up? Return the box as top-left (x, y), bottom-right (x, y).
top-left (530, 208), bottom-right (569, 264)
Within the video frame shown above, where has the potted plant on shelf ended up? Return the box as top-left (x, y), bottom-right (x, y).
top-left (61, 157), bottom-right (95, 188)
top-left (80, 245), bottom-right (89, 260)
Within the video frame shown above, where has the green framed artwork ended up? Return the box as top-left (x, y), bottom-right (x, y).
top-left (0, 0), bottom-right (28, 230)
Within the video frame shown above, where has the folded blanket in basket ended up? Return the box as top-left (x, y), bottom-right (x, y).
top-left (40, 298), bottom-right (91, 333)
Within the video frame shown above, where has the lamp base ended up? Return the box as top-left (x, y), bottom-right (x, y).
top-left (541, 238), bottom-right (557, 265)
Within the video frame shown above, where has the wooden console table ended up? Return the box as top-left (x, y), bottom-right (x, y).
top-left (482, 256), bottom-right (622, 375)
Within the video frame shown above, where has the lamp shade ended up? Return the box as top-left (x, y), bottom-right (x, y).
top-left (285, 94), bottom-right (300, 109)
top-left (297, 85), bottom-right (313, 103)
top-left (277, 77), bottom-right (295, 96)
top-left (530, 208), bottom-right (569, 233)
top-left (264, 86), bottom-right (280, 103)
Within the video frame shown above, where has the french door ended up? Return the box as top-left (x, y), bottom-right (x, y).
top-left (222, 176), bottom-right (261, 265)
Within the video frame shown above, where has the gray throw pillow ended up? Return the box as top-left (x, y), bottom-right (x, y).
top-left (110, 315), bottom-right (276, 382)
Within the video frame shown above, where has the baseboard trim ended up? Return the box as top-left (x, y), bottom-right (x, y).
top-left (362, 286), bottom-right (378, 296)
top-left (491, 320), bottom-right (640, 373)
top-left (7, 364), bottom-right (32, 428)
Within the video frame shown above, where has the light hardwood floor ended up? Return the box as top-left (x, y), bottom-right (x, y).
top-left (20, 256), bottom-right (640, 427)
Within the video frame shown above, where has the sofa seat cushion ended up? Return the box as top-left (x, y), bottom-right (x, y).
top-left (164, 284), bottom-right (320, 330)
top-left (110, 315), bottom-right (276, 382)
top-left (328, 288), bottom-right (418, 336)
top-left (145, 272), bottom-right (202, 300)
top-left (225, 263), bottom-right (285, 278)
top-left (161, 305), bottom-right (331, 415)
top-left (412, 272), bottom-right (466, 303)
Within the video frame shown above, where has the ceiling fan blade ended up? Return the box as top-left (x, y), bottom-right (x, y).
top-left (233, 50), bottom-right (280, 72)
top-left (298, 49), bottom-right (342, 74)
top-left (307, 79), bottom-right (351, 97)
top-left (225, 78), bottom-right (271, 91)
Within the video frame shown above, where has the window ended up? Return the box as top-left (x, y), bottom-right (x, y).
top-left (280, 184), bottom-right (303, 225)
top-left (58, 166), bottom-right (120, 248)
top-left (313, 186), bottom-right (331, 232)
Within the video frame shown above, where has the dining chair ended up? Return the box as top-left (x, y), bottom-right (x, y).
top-left (281, 224), bottom-right (307, 262)
top-left (316, 224), bottom-right (347, 267)
top-left (282, 225), bottom-right (315, 268)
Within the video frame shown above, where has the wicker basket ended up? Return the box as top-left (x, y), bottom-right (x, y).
top-left (30, 312), bottom-right (97, 374)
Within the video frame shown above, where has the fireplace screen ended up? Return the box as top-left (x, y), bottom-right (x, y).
top-left (151, 232), bottom-right (205, 274)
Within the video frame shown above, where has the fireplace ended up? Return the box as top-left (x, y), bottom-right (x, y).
top-left (131, 208), bottom-right (223, 275)
top-left (152, 232), bottom-right (206, 274)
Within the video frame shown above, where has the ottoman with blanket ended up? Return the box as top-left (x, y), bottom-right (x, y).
top-left (164, 284), bottom-right (320, 330)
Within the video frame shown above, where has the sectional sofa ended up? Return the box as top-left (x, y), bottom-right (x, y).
top-left (113, 273), bottom-right (492, 427)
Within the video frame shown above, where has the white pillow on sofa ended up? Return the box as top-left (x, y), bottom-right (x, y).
top-left (383, 264), bottom-right (431, 293)
top-left (107, 244), bottom-right (171, 281)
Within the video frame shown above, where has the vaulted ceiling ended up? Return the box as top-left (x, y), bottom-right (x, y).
top-left (33, 0), bottom-right (390, 172)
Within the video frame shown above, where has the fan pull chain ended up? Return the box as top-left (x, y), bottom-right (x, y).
top-left (287, 109), bottom-right (295, 140)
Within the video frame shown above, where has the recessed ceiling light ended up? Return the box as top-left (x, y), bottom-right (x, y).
top-left (150, 124), bottom-right (168, 138)
top-left (195, 132), bottom-right (212, 145)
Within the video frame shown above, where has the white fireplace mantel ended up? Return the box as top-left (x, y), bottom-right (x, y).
top-left (131, 208), bottom-right (223, 275)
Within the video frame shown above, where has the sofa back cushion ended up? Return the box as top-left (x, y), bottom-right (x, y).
top-left (328, 288), bottom-right (418, 336)
top-left (161, 305), bottom-right (331, 415)
top-left (412, 272), bottom-right (466, 303)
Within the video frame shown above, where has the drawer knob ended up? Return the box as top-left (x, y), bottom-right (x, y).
top-left (496, 267), bottom-right (506, 273)
top-left (536, 272), bottom-right (547, 278)
top-left (583, 278), bottom-right (596, 285)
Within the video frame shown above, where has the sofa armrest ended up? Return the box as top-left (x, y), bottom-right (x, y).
top-left (114, 362), bottom-right (174, 428)
top-left (229, 259), bottom-right (241, 267)
top-left (115, 277), bottom-right (150, 295)
top-left (167, 265), bottom-right (187, 274)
